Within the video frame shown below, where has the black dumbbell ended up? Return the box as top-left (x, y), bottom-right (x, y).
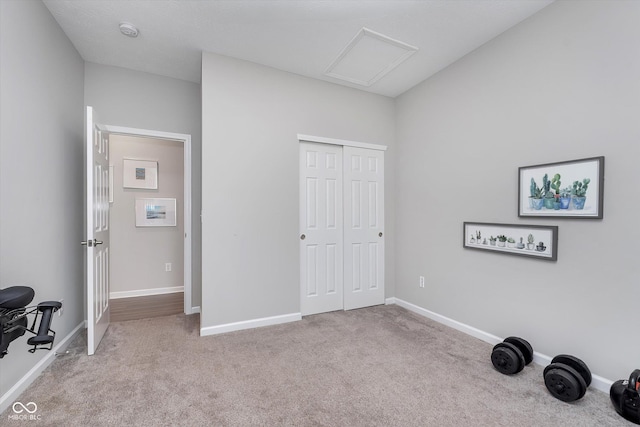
top-left (610, 369), bottom-right (640, 424)
top-left (491, 336), bottom-right (534, 375)
top-left (543, 354), bottom-right (592, 402)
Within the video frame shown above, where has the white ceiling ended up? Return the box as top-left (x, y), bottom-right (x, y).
top-left (42, 0), bottom-right (554, 98)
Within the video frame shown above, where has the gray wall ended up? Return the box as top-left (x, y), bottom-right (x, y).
top-left (201, 52), bottom-right (396, 329)
top-left (0, 0), bottom-right (84, 398)
top-left (84, 63), bottom-right (202, 308)
top-left (395, 0), bottom-right (640, 381)
top-left (109, 135), bottom-right (184, 296)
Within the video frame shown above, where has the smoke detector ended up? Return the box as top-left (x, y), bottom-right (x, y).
top-left (119, 22), bottom-right (139, 38)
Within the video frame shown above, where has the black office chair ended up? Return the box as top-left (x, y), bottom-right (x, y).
top-left (0, 286), bottom-right (62, 358)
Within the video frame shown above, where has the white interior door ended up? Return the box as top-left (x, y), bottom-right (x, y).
top-left (300, 142), bottom-right (344, 316)
top-left (85, 106), bottom-right (110, 355)
top-left (343, 146), bottom-right (385, 310)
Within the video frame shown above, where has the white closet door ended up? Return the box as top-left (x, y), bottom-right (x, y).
top-left (300, 142), bottom-right (344, 316)
top-left (343, 146), bottom-right (385, 310)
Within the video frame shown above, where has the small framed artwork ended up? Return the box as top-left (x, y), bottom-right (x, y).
top-left (135, 198), bottom-right (177, 227)
top-left (123, 159), bottom-right (158, 190)
top-left (463, 222), bottom-right (558, 261)
top-left (518, 156), bottom-right (604, 219)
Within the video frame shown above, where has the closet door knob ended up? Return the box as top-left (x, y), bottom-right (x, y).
top-left (300, 234), bottom-right (306, 240)
top-left (379, 232), bottom-right (383, 237)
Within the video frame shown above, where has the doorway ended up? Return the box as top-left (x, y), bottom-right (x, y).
top-left (108, 134), bottom-right (185, 320)
top-left (103, 125), bottom-right (194, 316)
top-left (86, 107), bottom-right (194, 354)
top-left (299, 135), bottom-right (386, 316)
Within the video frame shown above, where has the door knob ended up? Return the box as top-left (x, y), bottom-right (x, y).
top-left (300, 234), bottom-right (306, 240)
top-left (81, 239), bottom-right (103, 247)
top-left (379, 232), bottom-right (383, 237)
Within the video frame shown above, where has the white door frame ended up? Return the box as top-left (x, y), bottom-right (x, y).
top-left (104, 124), bottom-right (194, 315)
top-left (298, 134), bottom-right (387, 152)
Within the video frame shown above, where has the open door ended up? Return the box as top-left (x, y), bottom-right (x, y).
top-left (83, 106), bottom-right (110, 355)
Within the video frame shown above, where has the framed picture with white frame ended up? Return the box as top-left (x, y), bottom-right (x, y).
top-left (135, 198), bottom-right (177, 227)
top-left (123, 159), bottom-right (158, 190)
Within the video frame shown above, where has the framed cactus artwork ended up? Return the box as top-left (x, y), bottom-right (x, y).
top-left (518, 156), bottom-right (604, 219)
top-left (463, 222), bottom-right (558, 261)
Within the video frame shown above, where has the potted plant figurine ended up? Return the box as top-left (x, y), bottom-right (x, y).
top-left (527, 234), bottom-right (535, 250)
top-left (476, 230), bottom-right (481, 244)
top-left (507, 237), bottom-right (516, 248)
top-left (536, 241), bottom-right (546, 252)
top-left (516, 237), bottom-right (525, 249)
top-left (559, 186), bottom-right (572, 209)
top-left (496, 235), bottom-right (507, 247)
top-left (489, 236), bottom-right (497, 246)
top-left (529, 178), bottom-right (544, 210)
top-left (572, 178), bottom-right (590, 210)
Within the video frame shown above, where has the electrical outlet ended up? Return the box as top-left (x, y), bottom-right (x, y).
top-left (58, 299), bottom-right (64, 317)
top-left (419, 276), bottom-right (425, 288)
top-left (165, 263), bottom-right (172, 272)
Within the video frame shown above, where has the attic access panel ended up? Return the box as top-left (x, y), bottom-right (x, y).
top-left (325, 27), bottom-right (418, 87)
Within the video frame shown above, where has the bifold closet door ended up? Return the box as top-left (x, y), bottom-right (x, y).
top-left (299, 142), bottom-right (344, 316)
top-left (343, 146), bottom-right (385, 310)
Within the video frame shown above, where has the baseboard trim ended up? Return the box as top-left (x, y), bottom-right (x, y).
top-left (391, 298), bottom-right (503, 345)
top-left (389, 297), bottom-right (613, 394)
top-left (190, 306), bottom-right (201, 314)
top-left (110, 286), bottom-right (184, 299)
top-left (200, 312), bottom-right (301, 337)
top-left (0, 321), bottom-right (84, 414)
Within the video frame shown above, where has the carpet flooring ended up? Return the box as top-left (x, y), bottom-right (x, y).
top-left (1, 305), bottom-right (631, 426)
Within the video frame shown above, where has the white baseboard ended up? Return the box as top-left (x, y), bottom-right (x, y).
top-left (388, 297), bottom-right (613, 394)
top-left (200, 312), bottom-right (301, 337)
top-left (587, 374), bottom-right (612, 394)
top-left (0, 321), bottom-right (84, 414)
top-left (390, 298), bottom-right (503, 345)
top-left (110, 286), bottom-right (184, 299)
top-left (190, 306), bottom-right (201, 314)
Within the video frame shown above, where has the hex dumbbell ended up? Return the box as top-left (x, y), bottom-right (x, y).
top-left (491, 336), bottom-right (534, 375)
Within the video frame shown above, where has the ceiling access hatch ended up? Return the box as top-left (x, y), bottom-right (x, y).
top-left (324, 27), bottom-right (418, 87)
